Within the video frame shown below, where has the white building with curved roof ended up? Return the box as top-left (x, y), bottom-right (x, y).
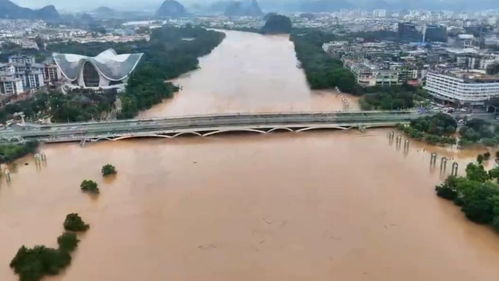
top-left (53, 49), bottom-right (143, 92)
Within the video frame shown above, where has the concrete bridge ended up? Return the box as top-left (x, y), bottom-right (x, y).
top-left (0, 111), bottom-right (426, 144)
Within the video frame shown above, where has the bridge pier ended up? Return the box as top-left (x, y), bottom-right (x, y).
top-left (430, 153), bottom-right (438, 167)
top-left (451, 162), bottom-right (459, 177)
top-left (440, 157), bottom-right (448, 172)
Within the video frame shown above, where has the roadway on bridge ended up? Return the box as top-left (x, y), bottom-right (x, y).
top-left (0, 111), bottom-right (426, 143)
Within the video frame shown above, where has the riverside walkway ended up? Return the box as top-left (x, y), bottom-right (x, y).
top-left (0, 111), bottom-right (427, 144)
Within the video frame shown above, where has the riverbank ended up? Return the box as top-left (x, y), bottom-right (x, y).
top-left (138, 30), bottom-right (360, 118)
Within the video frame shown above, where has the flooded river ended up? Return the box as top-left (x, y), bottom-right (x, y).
top-left (1, 30), bottom-right (499, 281)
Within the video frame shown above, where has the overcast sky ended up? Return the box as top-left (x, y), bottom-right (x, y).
top-left (11, 0), bottom-right (499, 12)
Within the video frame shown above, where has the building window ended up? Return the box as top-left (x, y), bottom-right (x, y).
top-left (83, 62), bottom-right (100, 87)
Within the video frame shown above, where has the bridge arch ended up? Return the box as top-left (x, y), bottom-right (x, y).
top-left (295, 125), bottom-right (351, 133)
top-left (171, 132), bottom-right (203, 138)
top-left (202, 128), bottom-right (268, 137)
top-left (111, 134), bottom-right (173, 141)
top-left (267, 127), bottom-right (295, 133)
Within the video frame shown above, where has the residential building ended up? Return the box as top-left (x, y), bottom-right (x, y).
top-left (0, 76), bottom-right (24, 95)
top-left (0, 55), bottom-right (45, 93)
top-left (43, 61), bottom-right (61, 84)
top-left (347, 61), bottom-right (401, 87)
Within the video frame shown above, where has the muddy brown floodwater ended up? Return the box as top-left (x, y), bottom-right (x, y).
top-left (1, 30), bottom-right (499, 281)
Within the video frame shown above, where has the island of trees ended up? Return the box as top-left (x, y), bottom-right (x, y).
top-left (102, 164), bottom-right (117, 176)
top-left (81, 180), bottom-right (99, 194)
top-left (436, 160), bottom-right (499, 232)
top-left (10, 213), bottom-right (89, 281)
top-left (398, 113), bottom-right (499, 147)
top-left (397, 113), bottom-right (458, 145)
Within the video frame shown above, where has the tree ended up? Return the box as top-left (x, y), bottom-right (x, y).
top-left (477, 154), bottom-right (485, 164)
top-left (489, 167), bottom-right (499, 182)
top-left (63, 213), bottom-right (89, 232)
top-left (10, 245), bottom-right (71, 281)
top-left (80, 180), bottom-right (99, 193)
top-left (101, 164), bottom-right (117, 176)
top-left (435, 176), bottom-right (458, 200)
top-left (484, 152), bottom-right (491, 161)
top-left (461, 184), bottom-right (497, 224)
top-left (465, 163), bottom-right (489, 182)
top-left (57, 232), bottom-right (79, 253)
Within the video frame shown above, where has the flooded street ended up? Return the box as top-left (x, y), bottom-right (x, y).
top-left (1, 30), bottom-right (499, 281)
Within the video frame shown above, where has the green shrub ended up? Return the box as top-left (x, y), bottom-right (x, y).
top-left (10, 245), bottom-right (71, 281)
top-left (63, 213), bottom-right (89, 232)
top-left (57, 232), bottom-right (79, 253)
top-left (80, 180), bottom-right (99, 193)
top-left (436, 184), bottom-right (458, 200)
top-left (436, 168), bottom-right (499, 228)
top-left (101, 164), bottom-right (117, 176)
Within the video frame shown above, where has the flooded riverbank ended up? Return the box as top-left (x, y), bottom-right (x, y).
top-left (1, 30), bottom-right (499, 281)
top-left (139, 31), bottom-right (359, 119)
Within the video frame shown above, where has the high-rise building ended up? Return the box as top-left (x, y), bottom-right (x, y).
top-left (0, 77), bottom-right (24, 95)
top-left (425, 24), bottom-right (448, 43)
top-left (0, 55), bottom-right (45, 93)
top-left (398, 22), bottom-right (422, 42)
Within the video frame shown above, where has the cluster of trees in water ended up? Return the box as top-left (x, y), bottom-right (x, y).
top-left (436, 160), bottom-right (499, 232)
top-left (10, 213), bottom-right (89, 281)
top-left (459, 119), bottom-right (499, 147)
top-left (9, 163), bottom-right (118, 280)
top-left (399, 113), bottom-right (499, 147)
top-left (290, 29), bottom-right (358, 94)
top-left (398, 113), bottom-right (458, 145)
top-left (0, 141), bottom-right (38, 164)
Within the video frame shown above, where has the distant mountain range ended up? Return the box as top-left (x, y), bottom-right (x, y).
top-left (0, 0), bottom-right (60, 21)
top-left (156, 0), bottom-right (187, 18)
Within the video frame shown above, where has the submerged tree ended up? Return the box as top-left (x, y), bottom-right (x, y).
top-left (63, 213), bottom-right (90, 232)
top-left (57, 232), bottom-right (80, 253)
top-left (80, 180), bottom-right (99, 193)
top-left (101, 164), bottom-right (117, 176)
top-left (10, 245), bottom-right (71, 281)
